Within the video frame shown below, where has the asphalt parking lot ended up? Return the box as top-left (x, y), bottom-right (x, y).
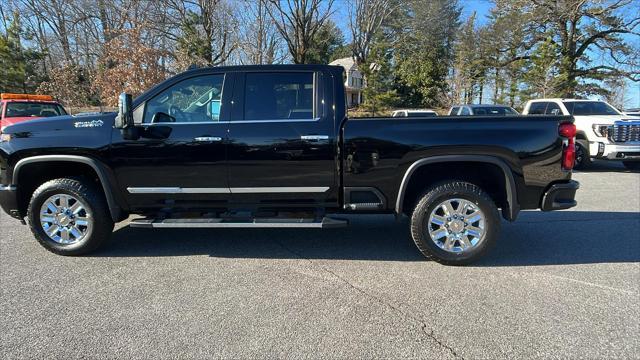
top-left (1, 161), bottom-right (638, 359)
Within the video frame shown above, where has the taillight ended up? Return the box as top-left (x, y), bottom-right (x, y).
top-left (559, 123), bottom-right (577, 170)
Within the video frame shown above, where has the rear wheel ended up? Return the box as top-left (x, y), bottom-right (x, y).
top-left (27, 177), bottom-right (113, 255)
top-left (622, 161), bottom-right (640, 171)
top-left (410, 181), bottom-right (500, 265)
top-left (574, 139), bottom-right (591, 169)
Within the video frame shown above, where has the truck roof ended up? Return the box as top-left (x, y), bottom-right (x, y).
top-left (1, 93), bottom-right (60, 105)
top-left (178, 64), bottom-right (344, 74)
top-left (527, 98), bottom-right (597, 102)
top-left (1, 99), bottom-right (60, 104)
top-left (451, 104), bottom-right (514, 108)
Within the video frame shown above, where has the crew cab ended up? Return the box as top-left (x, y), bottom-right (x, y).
top-left (0, 65), bottom-right (579, 265)
top-left (523, 98), bottom-right (640, 170)
top-left (1, 93), bottom-right (68, 131)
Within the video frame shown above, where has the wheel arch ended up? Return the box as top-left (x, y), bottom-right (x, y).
top-left (395, 155), bottom-right (520, 221)
top-left (575, 131), bottom-right (589, 140)
top-left (12, 155), bottom-right (126, 222)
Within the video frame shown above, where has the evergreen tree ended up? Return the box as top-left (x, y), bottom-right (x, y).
top-left (393, 0), bottom-right (461, 108)
top-left (0, 12), bottom-right (44, 93)
top-left (306, 20), bottom-right (349, 64)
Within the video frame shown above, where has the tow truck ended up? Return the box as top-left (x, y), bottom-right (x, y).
top-left (0, 93), bottom-right (68, 131)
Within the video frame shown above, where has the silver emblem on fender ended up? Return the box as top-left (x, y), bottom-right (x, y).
top-left (74, 120), bottom-right (104, 128)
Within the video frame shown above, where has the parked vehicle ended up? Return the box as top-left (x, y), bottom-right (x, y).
top-left (1, 93), bottom-right (68, 131)
top-left (391, 109), bottom-right (438, 117)
top-left (0, 65), bottom-right (579, 265)
top-left (522, 98), bottom-right (640, 170)
top-left (624, 108), bottom-right (640, 117)
top-left (448, 104), bottom-right (519, 116)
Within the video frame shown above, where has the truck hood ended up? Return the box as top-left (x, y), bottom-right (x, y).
top-left (573, 114), bottom-right (637, 124)
top-left (1, 112), bottom-right (116, 134)
top-left (0, 113), bottom-right (117, 153)
top-left (1, 116), bottom-right (45, 129)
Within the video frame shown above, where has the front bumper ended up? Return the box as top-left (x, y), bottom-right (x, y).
top-left (0, 184), bottom-right (21, 219)
top-left (589, 141), bottom-right (640, 160)
top-left (541, 180), bottom-right (579, 211)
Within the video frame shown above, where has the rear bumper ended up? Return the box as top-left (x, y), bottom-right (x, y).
top-left (0, 184), bottom-right (21, 219)
top-left (541, 180), bottom-right (579, 211)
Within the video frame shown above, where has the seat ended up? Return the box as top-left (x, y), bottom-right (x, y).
top-left (39, 109), bottom-right (58, 117)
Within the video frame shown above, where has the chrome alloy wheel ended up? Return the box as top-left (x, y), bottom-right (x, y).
top-left (39, 194), bottom-right (92, 245)
top-left (428, 198), bottom-right (486, 253)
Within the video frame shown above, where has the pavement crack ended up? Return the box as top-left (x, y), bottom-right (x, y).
top-left (271, 238), bottom-right (464, 359)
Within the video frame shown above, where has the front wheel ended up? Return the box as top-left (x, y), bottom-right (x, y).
top-left (27, 177), bottom-right (114, 255)
top-left (410, 181), bottom-right (501, 265)
top-left (574, 140), bottom-right (591, 170)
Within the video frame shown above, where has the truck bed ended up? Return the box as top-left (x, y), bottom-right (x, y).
top-left (342, 115), bottom-right (573, 215)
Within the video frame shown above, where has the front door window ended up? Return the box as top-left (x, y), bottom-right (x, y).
top-left (143, 74), bottom-right (225, 123)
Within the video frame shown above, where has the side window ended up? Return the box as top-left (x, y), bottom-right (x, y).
top-left (528, 102), bottom-right (547, 115)
top-left (450, 106), bottom-right (460, 115)
top-left (460, 107), bottom-right (471, 116)
top-left (545, 102), bottom-right (561, 115)
top-left (143, 74), bottom-right (225, 123)
top-left (244, 72), bottom-right (314, 120)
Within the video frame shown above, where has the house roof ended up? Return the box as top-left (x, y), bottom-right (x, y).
top-left (329, 57), bottom-right (358, 71)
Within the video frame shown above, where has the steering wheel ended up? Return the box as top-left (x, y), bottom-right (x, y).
top-left (168, 105), bottom-right (184, 121)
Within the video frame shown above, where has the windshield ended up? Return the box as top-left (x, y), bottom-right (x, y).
top-left (472, 106), bottom-right (518, 115)
top-left (5, 102), bottom-right (67, 118)
top-left (563, 101), bottom-right (620, 116)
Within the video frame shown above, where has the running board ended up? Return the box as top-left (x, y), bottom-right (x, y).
top-left (129, 217), bottom-right (348, 229)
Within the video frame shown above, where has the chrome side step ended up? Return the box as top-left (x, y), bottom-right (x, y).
top-left (129, 217), bottom-right (348, 229)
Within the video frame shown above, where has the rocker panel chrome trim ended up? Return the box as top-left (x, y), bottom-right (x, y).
top-left (127, 186), bottom-right (330, 194)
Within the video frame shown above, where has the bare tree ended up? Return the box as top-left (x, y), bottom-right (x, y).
top-left (237, 0), bottom-right (285, 64)
top-left (165, 0), bottom-right (238, 68)
top-left (493, 0), bottom-right (640, 97)
top-left (20, 0), bottom-right (76, 64)
top-left (347, 0), bottom-right (396, 65)
top-left (264, 0), bottom-right (335, 64)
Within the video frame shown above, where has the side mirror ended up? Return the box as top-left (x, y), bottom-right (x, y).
top-left (116, 93), bottom-right (139, 140)
top-left (115, 93), bottom-right (133, 129)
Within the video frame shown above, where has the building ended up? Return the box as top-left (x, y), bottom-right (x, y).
top-left (329, 57), bottom-right (363, 108)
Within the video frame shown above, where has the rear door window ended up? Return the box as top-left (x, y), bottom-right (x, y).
top-left (460, 107), bottom-right (471, 116)
top-left (243, 72), bottom-right (315, 121)
top-left (545, 102), bottom-right (561, 115)
top-left (528, 102), bottom-right (547, 115)
top-left (408, 112), bottom-right (437, 117)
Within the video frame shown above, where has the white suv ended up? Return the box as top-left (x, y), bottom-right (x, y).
top-left (522, 99), bottom-right (640, 170)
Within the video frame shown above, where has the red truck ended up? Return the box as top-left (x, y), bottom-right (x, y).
top-left (0, 93), bottom-right (68, 131)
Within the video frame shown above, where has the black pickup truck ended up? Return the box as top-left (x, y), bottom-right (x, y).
top-left (0, 65), bottom-right (579, 264)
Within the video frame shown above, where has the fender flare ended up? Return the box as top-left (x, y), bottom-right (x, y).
top-left (12, 155), bottom-right (125, 222)
top-left (395, 155), bottom-right (520, 221)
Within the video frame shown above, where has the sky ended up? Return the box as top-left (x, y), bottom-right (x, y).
top-left (336, 0), bottom-right (639, 109)
top-left (459, 0), bottom-right (639, 108)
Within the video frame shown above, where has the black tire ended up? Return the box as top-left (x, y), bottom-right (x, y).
top-left (27, 177), bottom-right (114, 255)
top-left (574, 140), bottom-right (591, 170)
top-left (622, 161), bottom-right (640, 171)
top-left (410, 181), bottom-right (501, 265)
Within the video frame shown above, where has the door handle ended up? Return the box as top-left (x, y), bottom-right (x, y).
top-left (300, 135), bottom-right (329, 141)
top-left (193, 136), bottom-right (222, 142)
